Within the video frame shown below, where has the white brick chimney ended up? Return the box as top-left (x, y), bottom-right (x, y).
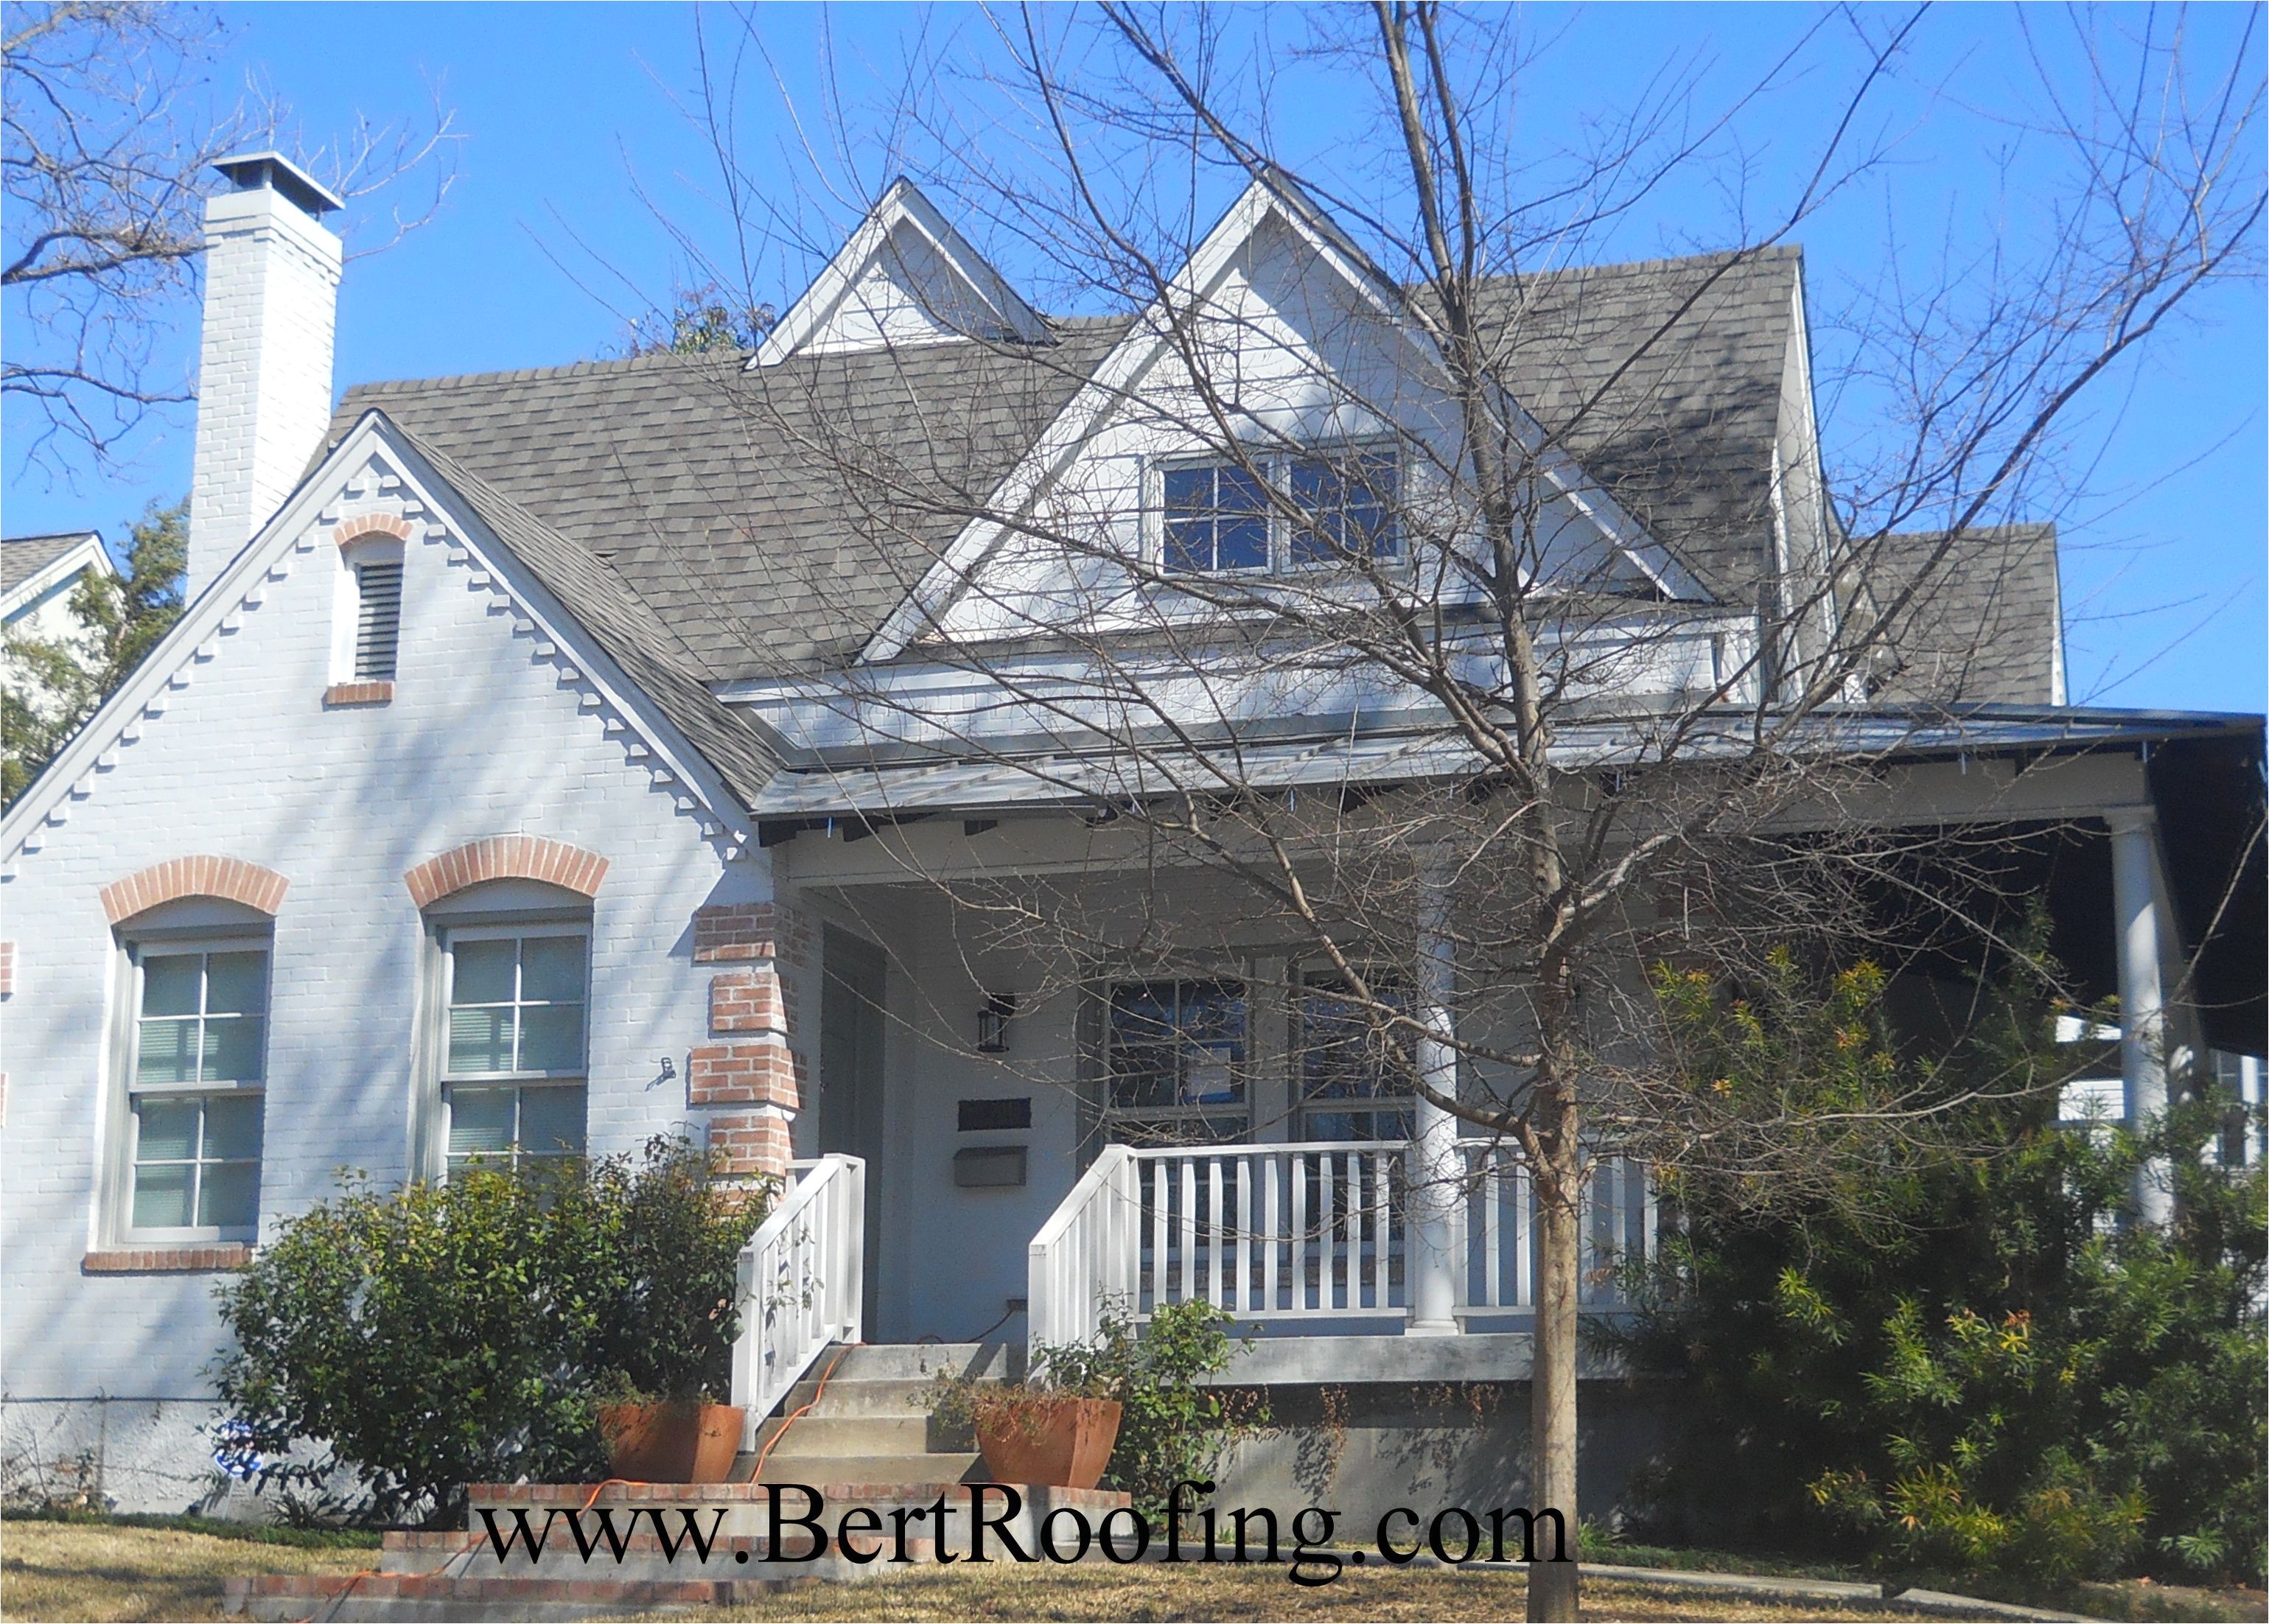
top-left (188, 152), bottom-right (343, 601)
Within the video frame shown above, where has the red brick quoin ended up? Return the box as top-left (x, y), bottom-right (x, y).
top-left (688, 1043), bottom-right (800, 1110)
top-left (707, 1112), bottom-right (793, 1179)
top-left (708, 969), bottom-right (784, 1033)
top-left (101, 858), bottom-right (290, 925)
top-left (404, 837), bottom-right (608, 909)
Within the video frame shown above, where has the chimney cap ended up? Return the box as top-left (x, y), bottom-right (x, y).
top-left (211, 150), bottom-right (343, 217)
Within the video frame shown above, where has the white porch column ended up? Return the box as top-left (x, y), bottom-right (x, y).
top-left (2108, 807), bottom-right (2173, 1226)
top-left (1408, 875), bottom-right (1463, 1335)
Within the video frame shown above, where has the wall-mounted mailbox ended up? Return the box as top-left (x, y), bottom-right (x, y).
top-left (957, 1096), bottom-right (1032, 1132)
top-left (953, 1145), bottom-right (1028, 1189)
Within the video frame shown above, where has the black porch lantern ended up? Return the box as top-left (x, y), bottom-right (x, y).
top-left (977, 992), bottom-right (1017, 1053)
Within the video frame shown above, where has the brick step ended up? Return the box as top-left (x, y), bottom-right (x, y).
top-left (378, 1525), bottom-right (940, 1580)
top-left (223, 1569), bottom-right (821, 1623)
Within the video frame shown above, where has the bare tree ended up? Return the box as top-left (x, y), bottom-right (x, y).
top-left (646, 7), bottom-right (2261, 1617)
top-left (2, 0), bottom-right (458, 472)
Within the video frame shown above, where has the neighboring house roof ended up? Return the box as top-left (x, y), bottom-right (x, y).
top-left (1845, 524), bottom-right (2065, 707)
top-left (1, 530), bottom-right (111, 619)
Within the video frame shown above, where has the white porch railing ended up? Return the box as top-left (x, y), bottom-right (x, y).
top-left (732, 1154), bottom-right (864, 1443)
top-left (1027, 1139), bottom-right (1656, 1354)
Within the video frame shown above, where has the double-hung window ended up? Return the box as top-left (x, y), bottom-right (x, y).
top-left (126, 945), bottom-right (268, 1237)
top-left (1102, 979), bottom-right (1248, 1145)
top-left (442, 927), bottom-right (588, 1177)
top-left (1298, 974), bottom-right (1415, 1142)
top-left (1160, 446), bottom-right (1400, 574)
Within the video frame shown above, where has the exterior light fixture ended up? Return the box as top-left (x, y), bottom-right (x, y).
top-left (977, 993), bottom-right (1017, 1054)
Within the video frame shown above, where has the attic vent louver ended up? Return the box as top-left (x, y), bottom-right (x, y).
top-left (353, 562), bottom-right (402, 680)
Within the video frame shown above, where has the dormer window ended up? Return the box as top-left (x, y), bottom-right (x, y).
top-left (1158, 447), bottom-right (1400, 575)
top-left (353, 561), bottom-right (402, 681)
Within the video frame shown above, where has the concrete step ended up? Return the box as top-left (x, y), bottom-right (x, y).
top-left (822, 1342), bottom-right (1015, 1382)
top-left (748, 1413), bottom-right (936, 1455)
top-left (752, 1449), bottom-right (983, 1487)
top-left (776, 1374), bottom-right (959, 1419)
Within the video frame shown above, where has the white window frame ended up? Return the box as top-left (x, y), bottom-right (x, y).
top-left (112, 934), bottom-right (270, 1245)
top-left (1293, 967), bottom-right (1417, 1144)
top-left (1099, 976), bottom-right (1253, 1146)
top-left (1149, 441), bottom-right (1403, 578)
top-left (438, 921), bottom-right (591, 1178)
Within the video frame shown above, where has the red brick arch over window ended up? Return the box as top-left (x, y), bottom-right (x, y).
top-left (403, 836), bottom-right (609, 909)
top-left (334, 514), bottom-right (413, 547)
top-left (100, 857), bottom-right (290, 925)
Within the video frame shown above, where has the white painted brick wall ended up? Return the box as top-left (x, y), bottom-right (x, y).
top-left (188, 187), bottom-right (343, 603)
top-left (0, 444), bottom-right (777, 1508)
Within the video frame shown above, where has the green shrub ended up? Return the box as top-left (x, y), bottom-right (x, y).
top-left (211, 1136), bottom-right (767, 1525)
top-left (1035, 1298), bottom-right (1268, 1515)
top-left (1613, 951), bottom-right (2267, 1592)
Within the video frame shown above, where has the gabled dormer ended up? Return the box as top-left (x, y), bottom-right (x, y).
top-left (751, 178), bottom-right (1049, 367)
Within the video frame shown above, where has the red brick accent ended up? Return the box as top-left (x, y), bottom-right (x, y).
top-left (707, 1112), bottom-right (794, 1178)
top-left (709, 968), bottom-right (784, 1034)
top-left (688, 1042), bottom-right (800, 1110)
top-left (404, 836), bottom-right (608, 909)
top-left (83, 1245), bottom-right (252, 1273)
top-left (100, 858), bottom-right (290, 925)
top-left (323, 681), bottom-right (394, 707)
top-left (0, 940), bottom-right (13, 996)
top-left (691, 901), bottom-right (813, 965)
top-left (333, 514), bottom-right (413, 547)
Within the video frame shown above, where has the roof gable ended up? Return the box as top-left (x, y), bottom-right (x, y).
top-left (1, 531), bottom-right (111, 615)
top-left (1, 415), bottom-right (776, 865)
top-left (754, 178), bottom-right (1048, 367)
top-left (861, 175), bottom-right (1705, 662)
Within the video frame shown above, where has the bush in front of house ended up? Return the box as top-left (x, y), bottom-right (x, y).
top-left (211, 1135), bottom-right (768, 1525)
top-left (1613, 950), bottom-right (2267, 1593)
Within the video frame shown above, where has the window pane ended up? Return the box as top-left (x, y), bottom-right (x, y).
top-left (1161, 466), bottom-right (1210, 513)
top-left (134, 1096), bottom-right (201, 1162)
top-left (1216, 514), bottom-right (1268, 570)
top-left (141, 955), bottom-right (201, 1018)
top-left (450, 939), bottom-right (516, 1005)
top-left (1164, 518), bottom-right (1211, 574)
top-left (516, 1003), bottom-right (584, 1072)
top-left (1216, 464), bottom-right (1266, 514)
top-left (203, 952), bottom-right (267, 1015)
top-left (447, 1007), bottom-right (513, 1074)
top-left (198, 1161), bottom-right (259, 1229)
top-left (519, 1085), bottom-right (587, 1158)
top-left (131, 1163), bottom-right (194, 1229)
top-left (136, 1018), bottom-right (200, 1085)
top-left (520, 936), bottom-right (586, 1003)
top-left (200, 1015), bottom-right (265, 1083)
top-left (448, 1086), bottom-right (516, 1158)
top-left (202, 1092), bottom-right (265, 1161)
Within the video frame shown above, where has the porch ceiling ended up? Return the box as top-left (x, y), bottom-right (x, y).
top-left (747, 706), bottom-right (2258, 821)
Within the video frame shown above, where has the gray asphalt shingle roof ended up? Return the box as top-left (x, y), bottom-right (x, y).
top-left (1, 531), bottom-right (101, 593)
top-left (1847, 524), bottom-right (2064, 707)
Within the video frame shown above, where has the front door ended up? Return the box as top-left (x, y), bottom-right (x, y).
top-left (818, 926), bottom-right (887, 1331)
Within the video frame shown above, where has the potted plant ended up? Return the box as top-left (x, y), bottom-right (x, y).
top-left (928, 1372), bottom-right (1122, 1490)
top-left (585, 1138), bottom-right (769, 1483)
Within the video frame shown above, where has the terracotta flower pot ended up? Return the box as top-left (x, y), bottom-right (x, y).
top-left (596, 1401), bottom-right (744, 1483)
top-left (973, 1394), bottom-right (1122, 1490)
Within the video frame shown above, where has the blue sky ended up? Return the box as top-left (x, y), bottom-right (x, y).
top-left (4, 2), bottom-right (2262, 713)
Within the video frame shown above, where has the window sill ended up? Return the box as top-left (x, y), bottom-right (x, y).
top-left (324, 681), bottom-right (394, 707)
top-left (83, 1245), bottom-right (252, 1273)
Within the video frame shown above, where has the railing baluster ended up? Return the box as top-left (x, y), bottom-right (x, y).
top-left (1151, 1159), bottom-right (1168, 1312)
top-left (1263, 1155), bottom-right (1281, 1313)
top-left (1178, 1155), bottom-right (1197, 1308)
top-left (1207, 1157), bottom-right (1226, 1307)
top-left (1235, 1159), bottom-right (1252, 1316)
top-left (1290, 1149), bottom-right (1310, 1312)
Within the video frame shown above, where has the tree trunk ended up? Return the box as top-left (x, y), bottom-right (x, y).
top-left (1528, 1120), bottom-right (1583, 1621)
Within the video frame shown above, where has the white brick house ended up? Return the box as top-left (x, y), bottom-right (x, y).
top-left (1, 155), bottom-right (2259, 1514)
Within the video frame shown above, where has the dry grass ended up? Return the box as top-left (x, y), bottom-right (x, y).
top-left (0, 1519), bottom-right (2023, 1623)
top-left (665, 1562), bottom-right (1945, 1622)
top-left (0, 1518), bottom-right (371, 1623)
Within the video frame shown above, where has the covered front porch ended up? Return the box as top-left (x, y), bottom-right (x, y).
top-left (727, 713), bottom-right (2265, 1429)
